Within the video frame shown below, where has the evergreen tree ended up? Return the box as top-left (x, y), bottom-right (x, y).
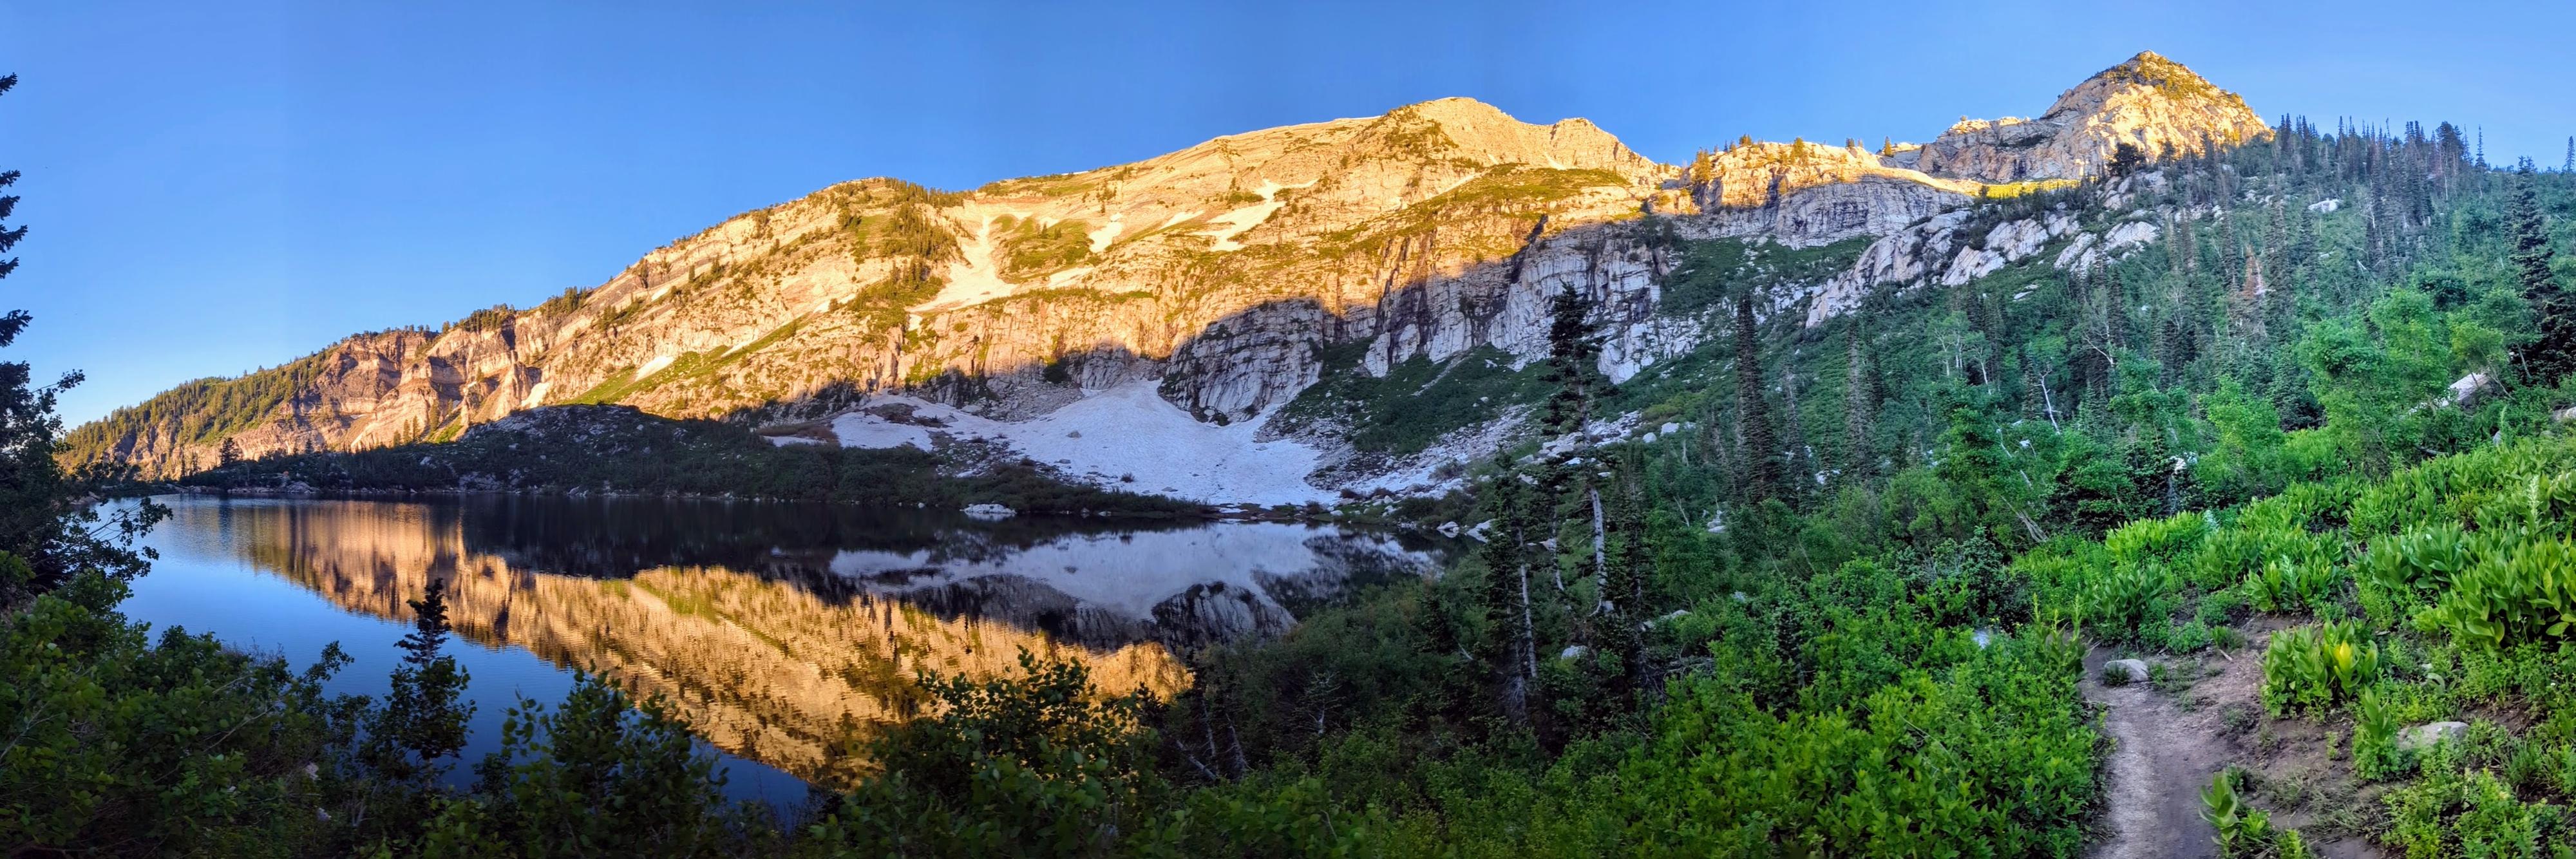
top-left (1539, 285), bottom-right (1604, 436)
top-left (357, 578), bottom-right (474, 811)
top-left (217, 436), bottom-right (242, 468)
top-left (0, 73), bottom-right (164, 602)
top-left (1732, 290), bottom-right (1781, 501)
top-left (1472, 462), bottom-right (1538, 724)
top-left (2108, 142), bottom-right (2146, 178)
top-left (2508, 162), bottom-right (2573, 382)
top-left (1842, 326), bottom-right (1875, 478)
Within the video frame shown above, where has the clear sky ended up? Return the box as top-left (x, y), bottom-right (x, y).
top-left (6, 0), bottom-right (2573, 424)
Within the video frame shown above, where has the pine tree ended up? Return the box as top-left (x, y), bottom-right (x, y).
top-left (1733, 290), bottom-right (1780, 500)
top-left (2508, 162), bottom-right (2573, 382)
top-left (216, 436), bottom-right (242, 468)
top-left (1473, 464), bottom-right (1538, 724)
top-left (360, 576), bottom-right (475, 791)
top-left (0, 73), bottom-right (165, 600)
top-left (1539, 285), bottom-right (1604, 436)
top-left (1843, 326), bottom-right (1875, 478)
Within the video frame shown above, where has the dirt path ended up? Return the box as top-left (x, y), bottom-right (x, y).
top-left (2079, 636), bottom-right (2386, 859)
top-left (2082, 647), bottom-right (2228, 859)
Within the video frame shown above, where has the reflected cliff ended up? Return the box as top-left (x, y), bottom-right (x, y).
top-left (151, 495), bottom-right (1440, 787)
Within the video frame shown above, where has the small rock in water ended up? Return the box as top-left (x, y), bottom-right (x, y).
top-left (2398, 721), bottom-right (2469, 751)
top-left (2105, 659), bottom-right (2151, 683)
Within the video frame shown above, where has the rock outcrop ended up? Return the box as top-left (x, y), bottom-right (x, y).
top-left (1670, 141), bottom-right (1978, 247)
top-left (1916, 52), bottom-right (2269, 182)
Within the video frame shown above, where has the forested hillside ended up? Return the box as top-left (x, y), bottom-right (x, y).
top-left (12, 57), bottom-right (2576, 856)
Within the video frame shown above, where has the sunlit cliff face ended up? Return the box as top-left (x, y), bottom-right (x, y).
top-left (192, 499), bottom-right (1193, 787)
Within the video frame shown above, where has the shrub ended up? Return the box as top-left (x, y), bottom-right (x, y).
top-left (2417, 536), bottom-right (2576, 650)
top-left (2353, 688), bottom-right (2410, 780)
top-left (2084, 561), bottom-right (2171, 643)
top-left (2260, 621), bottom-right (2380, 715)
top-left (2248, 552), bottom-right (2345, 615)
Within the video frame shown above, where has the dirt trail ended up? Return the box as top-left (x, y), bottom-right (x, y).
top-left (2079, 637), bottom-right (2385, 859)
top-left (2082, 647), bottom-right (2227, 859)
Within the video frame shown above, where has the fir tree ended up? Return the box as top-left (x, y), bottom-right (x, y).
top-left (1473, 464), bottom-right (1538, 725)
top-left (1732, 290), bottom-right (1781, 500)
top-left (217, 436), bottom-right (242, 468)
top-left (0, 72), bottom-right (165, 601)
top-left (2508, 162), bottom-right (2573, 382)
top-left (2108, 142), bottom-right (2146, 178)
top-left (359, 576), bottom-right (474, 791)
top-left (1539, 285), bottom-right (1604, 436)
top-left (1843, 326), bottom-right (1875, 478)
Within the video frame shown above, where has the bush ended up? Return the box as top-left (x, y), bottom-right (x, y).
top-left (2260, 621), bottom-right (2380, 715)
top-left (2417, 534), bottom-right (2576, 650)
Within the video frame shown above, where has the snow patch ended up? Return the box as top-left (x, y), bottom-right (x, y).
top-left (1200, 181), bottom-right (1308, 252)
top-left (916, 213), bottom-right (1016, 310)
top-left (634, 354), bottom-right (677, 379)
top-left (829, 382), bottom-right (1335, 505)
top-left (1088, 214), bottom-right (1124, 254)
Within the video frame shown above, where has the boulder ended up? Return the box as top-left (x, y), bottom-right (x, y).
top-left (2398, 721), bottom-right (2468, 752)
top-left (2105, 658), bottom-right (2152, 683)
top-left (2447, 373), bottom-right (2494, 408)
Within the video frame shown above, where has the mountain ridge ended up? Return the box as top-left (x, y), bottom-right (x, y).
top-left (66, 52), bottom-right (2272, 503)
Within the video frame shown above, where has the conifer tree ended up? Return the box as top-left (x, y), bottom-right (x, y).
top-left (0, 73), bottom-right (164, 600)
top-left (1539, 285), bottom-right (1604, 436)
top-left (2508, 162), bottom-right (2573, 382)
top-left (359, 577), bottom-right (474, 792)
top-left (1473, 463), bottom-right (1538, 725)
top-left (1732, 290), bottom-right (1780, 500)
top-left (1843, 326), bottom-right (1875, 477)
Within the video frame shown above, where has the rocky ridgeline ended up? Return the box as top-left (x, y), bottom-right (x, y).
top-left (77, 52), bottom-right (2271, 486)
top-left (1912, 51), bottom-right (2271, 182)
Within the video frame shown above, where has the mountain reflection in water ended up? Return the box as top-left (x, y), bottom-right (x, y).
top-left (133, 495), bottom-right (1441, 789)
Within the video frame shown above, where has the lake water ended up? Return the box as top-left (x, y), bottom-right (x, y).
top-left (116, 494), bottom-right (1442, 806)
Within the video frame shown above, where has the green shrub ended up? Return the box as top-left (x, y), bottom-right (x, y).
top-left (2260, 621), bottom-right (2380, 715)
top-left (2248, 552), bottom-right (2345, 615)
top-left (2417, 535), bottom-right (2576, 650)
top-left (2353, 688), bottom-right (2410, 780)
top-left (2084, 561), bottom-right (2170, 643)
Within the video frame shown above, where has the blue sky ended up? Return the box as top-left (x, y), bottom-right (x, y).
top-left (6, 1), bottom-right (2573, 424)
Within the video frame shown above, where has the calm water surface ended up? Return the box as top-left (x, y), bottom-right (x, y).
top-left (118, 494), bottom-right (1441, 805)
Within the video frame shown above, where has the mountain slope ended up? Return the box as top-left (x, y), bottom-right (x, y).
top-left (69, 52), bottom-right (2275, 504)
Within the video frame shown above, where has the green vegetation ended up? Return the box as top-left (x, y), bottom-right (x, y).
top-left (1274, 344), bottom-right (1551, 455)
top-left (992, 214), bottom-right (1095, 280)
top-left (57, 341), bottom-right (355, 464)
top-left (177, 403), bottom-right (1200, 518)
top-left (567, 319), bottom-right (805, 407)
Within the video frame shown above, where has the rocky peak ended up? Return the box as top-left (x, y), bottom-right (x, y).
top-left (1386, 97), bottom-right (1662, 178)
top-left (1916, 50), bottom-right (2269, 182)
